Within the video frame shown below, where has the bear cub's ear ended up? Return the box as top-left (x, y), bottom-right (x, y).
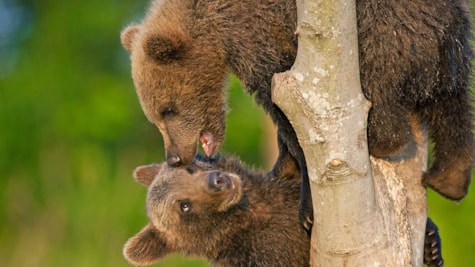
top-left (123, 224), bottom-right (170, 266)
top-left (144, 33), bottom-right (189, 64)
top-left (133, 164), bottom-right (164, 187)
top-left (120, 25), bottom-right (139, 53)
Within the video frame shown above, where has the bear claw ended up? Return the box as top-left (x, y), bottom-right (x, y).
top-left (298, 198), bottom-right (314, 234)
top-left (424, 218), bottom-right (444, 267)
top-left (302, 216), bottom-right (313, 232)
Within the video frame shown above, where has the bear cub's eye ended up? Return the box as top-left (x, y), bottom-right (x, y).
top-left (186, 166), bottom-right (195, 174)
top-left (160, 107), bottom-right (176, 117)
top-left (180, 200), bottom-right (192, 214)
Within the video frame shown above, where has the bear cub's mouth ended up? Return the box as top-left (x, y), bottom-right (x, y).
top-left (227, 173), bottom-right (243, 209)
top-left (200, 130), bottom-right (215, 157)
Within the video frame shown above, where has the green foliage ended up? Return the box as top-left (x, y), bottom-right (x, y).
top-left (0, 0), bottom-right (474, 266)
top-left (0, 1), bottom-right (268, 266)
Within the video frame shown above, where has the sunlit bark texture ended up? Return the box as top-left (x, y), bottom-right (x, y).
top-left (272, 0), bottom-right (427, 265)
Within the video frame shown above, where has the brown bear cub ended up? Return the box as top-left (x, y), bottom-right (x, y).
top-left (121, 0), bottom-right (474, 226)
top-left (123, 154), bottom-right (444, 267)
top-left (123, 155), bottom-right (310, 267)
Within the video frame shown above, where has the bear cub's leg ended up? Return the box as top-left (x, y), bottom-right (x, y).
top-left (367, 102), bottom-right (413, 158)
top-left (421, 93), bottom-right (474, 200)
top-left (271, 133), bottom-right (313, 231)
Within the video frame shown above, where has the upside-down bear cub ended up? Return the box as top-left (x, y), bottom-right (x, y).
top-left (123, 154), bottom-right (444, 266)
top-left (123, 155), bottom-right (310, 267)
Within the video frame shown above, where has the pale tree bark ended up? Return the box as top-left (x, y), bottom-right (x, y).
top-left (272, 0), bottom-right (428, 266)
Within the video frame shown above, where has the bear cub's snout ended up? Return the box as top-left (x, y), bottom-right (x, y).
top-left (208, 171), bottom-right (233, 191)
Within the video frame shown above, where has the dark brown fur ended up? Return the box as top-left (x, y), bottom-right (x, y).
top-left (124, 154), bottom-right (444, 266)
top-left (121, 0), bottom-right (473, 227)
top-left (123, 155), bottom-right (310, 267)
top-left (357, 0), bottom-right (474, 201)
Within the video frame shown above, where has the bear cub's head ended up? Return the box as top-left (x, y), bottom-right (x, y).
top-left (121, 1), bottom-right (228, 168)
top-left (123, 159), bottom-right (245, 266)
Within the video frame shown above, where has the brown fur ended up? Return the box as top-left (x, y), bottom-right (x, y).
top-left (123, 155), bottom-right (310, 267)
top-left (121, 0), bottom-right (473, 225)
top-left (124, 154), bottom-right (444, 266)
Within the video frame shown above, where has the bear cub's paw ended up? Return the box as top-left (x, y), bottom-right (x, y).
top-left (424, 218), bottom-right (444, 267)
top-left (298, 198), bottom-right (313, 233)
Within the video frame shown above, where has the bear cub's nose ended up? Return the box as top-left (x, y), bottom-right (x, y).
top-left (166, 154), bottom-right (182, 167)
top-left (208, 171), bottom-right (230, 191)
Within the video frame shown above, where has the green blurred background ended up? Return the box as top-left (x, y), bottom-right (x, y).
top-left (0, 0), bottom-right (473, 266)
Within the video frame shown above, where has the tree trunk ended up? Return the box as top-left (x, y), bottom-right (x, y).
top-left (271, 0), bottom-right (427, 266)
